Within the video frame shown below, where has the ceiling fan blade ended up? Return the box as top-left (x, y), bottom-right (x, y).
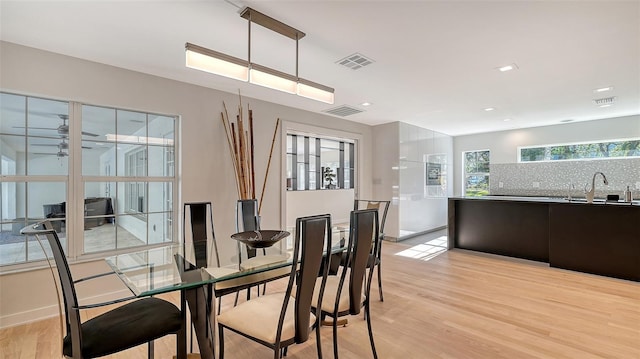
top-left (81, 131), bottom-right (99, 137)
top-left (12, 126), bottom-right (59, 130)
top-left (32, 152), bottom-right (68, 156)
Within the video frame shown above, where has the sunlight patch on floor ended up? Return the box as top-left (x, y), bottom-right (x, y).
top-left (394, 236), bottom-right (448, 261)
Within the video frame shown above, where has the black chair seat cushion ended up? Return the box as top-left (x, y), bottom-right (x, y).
top-left (63, 297), bottom-right (182, 358)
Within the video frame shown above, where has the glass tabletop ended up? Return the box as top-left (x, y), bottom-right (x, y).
top-left (105, 227), bottom-right (349, 297)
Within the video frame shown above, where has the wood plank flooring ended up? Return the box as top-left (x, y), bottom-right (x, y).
top-left (1, 241), bottom-right (638, 358)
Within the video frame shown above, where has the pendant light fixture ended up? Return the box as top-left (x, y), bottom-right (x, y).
top-left (185, 7), bottom-right (334, 104)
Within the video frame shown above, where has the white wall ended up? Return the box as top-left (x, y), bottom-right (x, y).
top-left (0, 41), bottom-right (374, 327)
top-left (453, 115), bottom-right (640, 196)
top-left (286, 189), bottom-right (355, 227)
top-left (398, 123), bottom-right (453, 237)
top-left (372, 122), bottom-right (400, 238)
top-left (372, 122), bottom-right (454, 239)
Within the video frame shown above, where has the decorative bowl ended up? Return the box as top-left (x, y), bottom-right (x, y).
top-left (231, 230), bottom-right (290, 249)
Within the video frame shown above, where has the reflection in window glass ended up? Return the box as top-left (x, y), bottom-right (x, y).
top-left (117, 214), bottom-right (147, 249)
top-left (83, 104), bottom-right (176, 254)
top-left (1, 94), bottom-right (177, 266)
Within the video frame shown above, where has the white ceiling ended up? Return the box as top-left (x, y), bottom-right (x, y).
top-left (1, 0), bottom-right (639, 136)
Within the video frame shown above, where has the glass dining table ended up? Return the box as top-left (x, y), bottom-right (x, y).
top-left (104, 226), bottom-right (349, 359)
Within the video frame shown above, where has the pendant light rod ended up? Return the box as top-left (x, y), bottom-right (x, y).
top-left (247, 10), bottom-right (251, 64)
top-left (240, 7), bottom-right (305, 40)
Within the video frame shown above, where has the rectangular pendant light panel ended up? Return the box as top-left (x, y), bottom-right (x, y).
top-left (185, 46), bottom-right (249, 82)
top-left (297, 81), bottom-right (335, 104)
top-left (249, 67), bottom-right (297, 94)
top-left (185, 7), bottom-right (334, 103)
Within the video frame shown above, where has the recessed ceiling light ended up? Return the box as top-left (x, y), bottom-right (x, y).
top-left (361, 102), bottom-right (372, 106)
top-left (503, 118), bottom-right (512, 122)
top-left (484, 107), bottom-right (495, 111)
top-left (497, 63), bottom-right (518, 72)
top-left (599, 104), bottom-right (612, 108)
top-left (594, 86), bottom-right (613, 93)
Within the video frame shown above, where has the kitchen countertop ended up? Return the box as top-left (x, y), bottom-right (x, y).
top-left (451, 195), bottom-right (639, 206)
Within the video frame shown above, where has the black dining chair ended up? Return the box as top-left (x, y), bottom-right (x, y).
top-left (21, 220), bottom-right (184, 359)
top-left (235, 199), bottom-right (284, 299)
top-left (314, 208), bottom-right (380, 359)
top-left (353, 199), bottom-right (390, 302)
top-left (217, 214), bottom-right (333, 359)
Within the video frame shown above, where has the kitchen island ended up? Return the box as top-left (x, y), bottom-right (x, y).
top-left (448, 196), bottom-right (640, 282)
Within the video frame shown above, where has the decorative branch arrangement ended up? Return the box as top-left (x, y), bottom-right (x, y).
top-left (221, 93), bottom-right (280, 215)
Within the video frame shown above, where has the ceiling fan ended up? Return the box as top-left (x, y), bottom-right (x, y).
top-left (32, 149), bottom-right (69, 158)
top-left (15, 114), bottom-right (100, 137)
top-left (32, 138), bottom-right (93, 151)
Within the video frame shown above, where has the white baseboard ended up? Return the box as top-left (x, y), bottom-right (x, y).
top-left (0, 289), bottom-right (131, 329)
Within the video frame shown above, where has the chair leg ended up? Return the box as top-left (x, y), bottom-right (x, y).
top-left (148, 340), bottom-right (154, 359)
top-left (218, 326), bottom-right (225, 359)
top-left (377, 262), bottom-right (384, 302)
top-left (364, 302), bottom-right (378, 359)
top-left (315, 317), bottom-right (323, 359)
top-left (333, 315), bottom-right (340, 359)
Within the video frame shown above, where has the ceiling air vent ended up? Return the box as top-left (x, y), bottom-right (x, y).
top-left (336, 53), bottom-right (374, 70)
top-left (594, 96), bottom-right (616, 106)
top-left (324, 105), bottom-right (364, 117)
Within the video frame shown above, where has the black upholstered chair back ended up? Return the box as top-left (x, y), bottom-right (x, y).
top-left (23, 221), bottom-right (83, 358)
top-left (345, 209), bottom-right (379, 315)
top-left (286, 214), bottom-right (332, 344)
top-left (183, 202), bottom-right (219, 268)
top-left (354, 199), bottom-right (389, 235)
top-left (23, 221), bottom-right (184, 359)
top-left (236, 199), bottom-right (260, 232)
top-left (236, 199), bottom-right (260, 259)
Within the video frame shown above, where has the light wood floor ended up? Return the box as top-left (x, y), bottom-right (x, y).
top-left (1, 241), bottom-right (639, 359)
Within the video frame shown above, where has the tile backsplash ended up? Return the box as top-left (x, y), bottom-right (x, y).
top-left (490, 158), bottom-right (640, 199)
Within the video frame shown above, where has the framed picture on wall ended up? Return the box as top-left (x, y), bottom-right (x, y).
top-left (426, 162), bottom-right (441, 186)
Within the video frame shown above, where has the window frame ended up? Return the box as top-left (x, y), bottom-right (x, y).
top-left (286, 133), bottom-right (355, 191)
top-left (0, 92), bottom-right (179, 271)
top-left (518, 138), bottom-right (640, 163)
top-left (462, 149), bottom-right (490, 197)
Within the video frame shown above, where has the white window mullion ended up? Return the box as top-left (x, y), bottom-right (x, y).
top-left (69, 101), bottom-right (83, 259)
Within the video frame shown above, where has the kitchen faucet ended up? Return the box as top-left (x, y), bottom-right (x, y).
top-left (584, 172), bottom-right (608, 203)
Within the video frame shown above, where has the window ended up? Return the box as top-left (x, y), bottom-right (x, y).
top-left (463, 150), bottom-right (490, 196)
top-left (286, 134), bottom-right (355, 191)
top-left (125, 148), bottom-right (147, 214)
top-left (519, 138), bottom-right (640, 162)
top-left (0, 92), bottom-right (178, 267)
